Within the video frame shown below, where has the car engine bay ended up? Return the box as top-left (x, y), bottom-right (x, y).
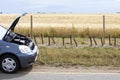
top-left (3, 31), bottom-right (35, 50)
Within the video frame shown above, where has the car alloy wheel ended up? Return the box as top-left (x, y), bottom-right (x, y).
top-left (0, 55), bottom-right (19, 73)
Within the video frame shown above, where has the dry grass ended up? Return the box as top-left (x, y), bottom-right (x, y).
top-left (37, 47), bottom-right (120, 67)
top-left (0, 14), bottom-right (120, 37)
top-left (14, 27), bottom-right (120, 38)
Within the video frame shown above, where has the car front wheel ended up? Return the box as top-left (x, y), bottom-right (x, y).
top-left (0, 55), bottom-right (20, 73)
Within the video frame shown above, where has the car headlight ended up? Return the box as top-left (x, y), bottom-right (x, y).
top-left (19, 45), bottom-right (31, 53)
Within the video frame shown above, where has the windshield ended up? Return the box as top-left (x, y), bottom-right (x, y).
top-left (0, 25), bottom-right (7, 40)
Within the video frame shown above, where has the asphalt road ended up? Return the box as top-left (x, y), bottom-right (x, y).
top-left (0, 72), bottom-right (120, 80)
top-left (0, 66), bottom-right (120, 80)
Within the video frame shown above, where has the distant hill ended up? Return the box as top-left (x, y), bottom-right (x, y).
top-left (116, 12), bottom-right (120, 13)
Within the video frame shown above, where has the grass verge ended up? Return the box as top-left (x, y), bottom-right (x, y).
top-left (37, 47), bottom-right (120, 67)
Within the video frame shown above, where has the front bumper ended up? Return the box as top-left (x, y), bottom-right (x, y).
top-left (18, 46), bottom-right (38, 68)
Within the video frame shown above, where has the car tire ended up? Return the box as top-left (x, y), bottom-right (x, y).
top-left (0, 54), bottom-right (20, 73)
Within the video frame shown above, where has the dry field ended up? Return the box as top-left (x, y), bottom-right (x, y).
top-left (0, 14), bottom-right (120, 37)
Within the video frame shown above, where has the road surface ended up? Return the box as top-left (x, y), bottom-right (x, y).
top-left (0, 72), bottom-right (120, 80)
top-left (1, 66), bottom-right (120, 80)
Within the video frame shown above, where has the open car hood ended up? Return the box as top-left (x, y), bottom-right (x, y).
top-left (3, 13), bottom-right (27, 39)
top-left (7, 13), bottom-right (27, 32)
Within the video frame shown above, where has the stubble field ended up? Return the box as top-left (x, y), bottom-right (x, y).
top-left (1, 14), bottom-right (120, 37)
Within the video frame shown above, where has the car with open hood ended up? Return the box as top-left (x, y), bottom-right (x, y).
top-left (0, 14), bottom-right (38, 73)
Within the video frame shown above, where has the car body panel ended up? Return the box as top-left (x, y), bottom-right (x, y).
top-left (0, 13), bottom-right (38, 70)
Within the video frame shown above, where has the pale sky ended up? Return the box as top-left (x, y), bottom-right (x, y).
top-left (0, 0), bottom-right (120, 13)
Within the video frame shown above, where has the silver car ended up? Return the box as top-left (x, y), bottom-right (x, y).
top-left (0, 14), bottom-right (38, 73)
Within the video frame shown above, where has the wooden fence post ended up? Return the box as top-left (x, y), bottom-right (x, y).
top-left (108, 35), bottom-right (112, 46)
top-left (89, 36), bottom-right (92, 46)
top-left (70, 35), bottom-right (72, 45)
top-left (93, 37), bottom-right (97, 45)
top-left (41, 34), bottom-right (44, 44)
top-left (30, 15), bottom-right (33, 38)
top-left (48, 36), bottom-right (51, 45)
top-left (73, 38), bottom-right (77, 47)
top-left (62, 37), bottom-right (65, 45)
top-left (114, 37), bottom-right (116, 46)
top-left (103, 15), bottom-right (105, 45)
top-left (100, 37), bottom-right (104, 46)
top-left (33, 36), bottom-right (37, 45)
top-left (52, 36), bottom-right (56, 44)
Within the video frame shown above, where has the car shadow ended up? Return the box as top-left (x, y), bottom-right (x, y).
top-left (0, 65), bottom-right (33, 80)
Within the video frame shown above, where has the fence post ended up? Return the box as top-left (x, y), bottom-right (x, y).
top-left (62, 37), bottom-right (65, 45)
top-left (52, 36), bottom-right (56, 44)
top-left (30, 15), bottom-right (33, 38)
top-left (48, 36), bottom-right (51, 45)
top-left (33, 36), bottom-right (37, 45)
top-left (103, 15), bottom-right (105, 45)
top-left (100, 37), bottom-right (104, 46)
top-left (70, 35), bottom-right (72, 45)
top-left (114, 37), bottom-right (116, 46)
top-left (108, 35), bottom-right (112, 46)
top-left (93, 37), bottom-right (97, 45)
top-left (73, 38), bottom-right (77, 47)
top-left (41, 34), bottom-right (44, 44)
top-left (89, 36), bottom-right (92, 46)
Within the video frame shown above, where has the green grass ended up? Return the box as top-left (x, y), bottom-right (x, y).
top-left (37, 47), bottom-right (120, 67)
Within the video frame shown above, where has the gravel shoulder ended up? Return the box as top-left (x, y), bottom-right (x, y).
top-left (25, 65), bottom-right (120, 73)
top-left (1, 65), bottom-right (120, 73)
top-left (1, 63), bottom-right (120, 74)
